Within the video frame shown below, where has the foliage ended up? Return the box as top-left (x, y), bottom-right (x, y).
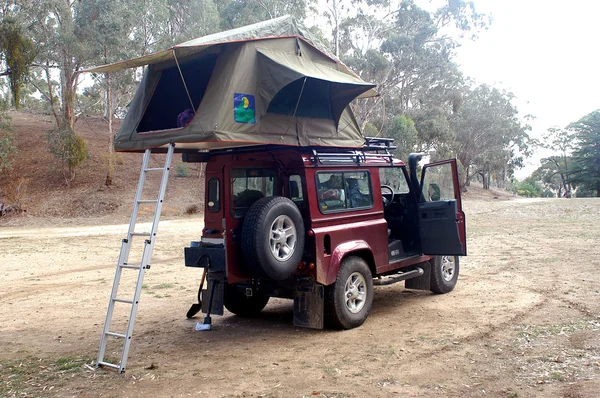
top-left (386, 114), bottom-right (418, 161)
top-left (510, 178), bottom-right (545, 198)
top-left (47, 126), bottom-right (88, 184)
top-left (0, 18), bottom-right (37, 110)
top-left (1, 177), bottom-right (29, 214)
top-left (0, 110), bottom-right (17, 172)
top-left (175, 162), bottom-right (190, 177)
top-left (569, 109), bottom-right (600, 197)
top-left (450, 84), bottom-right (530, 191)
top-left (218, 0), bottom-right (313, 30)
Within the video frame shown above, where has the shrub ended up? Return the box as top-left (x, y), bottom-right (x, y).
top-left (0, 111), bottom-right (17, 172)
top-left (185, 204), bottom-right (200, 214)
top-left (47, 126), bottom-right (88, 184)
top-left (1, 177), bottom-right (28, 215)
top-left (175, 162), bottom-right (190, 177)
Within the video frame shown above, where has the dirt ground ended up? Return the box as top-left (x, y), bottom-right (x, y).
top-left (1, 196), bottom-right (600, 397)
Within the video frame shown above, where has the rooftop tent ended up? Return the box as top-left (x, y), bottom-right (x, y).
top-left (84, 16), bottom-right (377, 152)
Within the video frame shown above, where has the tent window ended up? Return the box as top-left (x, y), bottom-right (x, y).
top-left (267, 78), bottom-right (333, 120)
top-left (137, 54), bottom-right (217, 133)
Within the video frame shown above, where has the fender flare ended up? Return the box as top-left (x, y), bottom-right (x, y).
top-left (323, 240), bottom-right (374, 285)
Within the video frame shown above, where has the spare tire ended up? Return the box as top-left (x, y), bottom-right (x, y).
top-left (242, 196), bottom-right (305, 280)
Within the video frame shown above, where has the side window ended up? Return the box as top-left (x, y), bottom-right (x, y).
top-left (207, 178), bottom-right (220, 213)
top-left (422, 163), bottom-right (455, 202)
top-left (344, 171), bottom-right (373, 209)
top-left (289, 174), bottom-right (304, 208)
top-left (316, 171), bottom-right (372, 213)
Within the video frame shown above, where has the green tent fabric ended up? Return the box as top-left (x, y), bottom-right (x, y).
top-left (84, 16), bottom-right (377, 152)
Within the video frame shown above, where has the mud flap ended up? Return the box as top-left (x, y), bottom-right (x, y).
top-left (405, 260), bottom-right (431, 291)
top-left (293, 282), bottom-right (324, 329)
top-left (201, 271), bottom-right (225, 316)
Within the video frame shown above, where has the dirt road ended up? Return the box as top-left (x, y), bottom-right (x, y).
top-left (1, 198), bottom-right (599, 397)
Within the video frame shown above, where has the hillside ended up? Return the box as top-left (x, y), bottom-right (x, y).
top-left (0, 111), bottom-right (204, 226)
top-left (0, 110), bottom-right (512, 226)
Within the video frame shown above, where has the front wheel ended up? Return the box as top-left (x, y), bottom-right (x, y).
top-left (325, 256), bottom-right (373, 329)
top-left (430, 255), bottom-right (459, 294)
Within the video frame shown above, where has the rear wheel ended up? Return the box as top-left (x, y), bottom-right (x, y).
top-left (224, 284), bottom-right (269, 316)
top-left (430, 255), bottom-right (459, 294)
top-left (325, 256), bottom-right (373, 329)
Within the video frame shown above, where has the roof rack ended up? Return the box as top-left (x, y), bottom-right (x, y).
top-left (311, 149), bottom-right (366, 165)
top-left (311, 137), bottom-right (397, 166)
top-left (364, 137), bottom-right (397, 151)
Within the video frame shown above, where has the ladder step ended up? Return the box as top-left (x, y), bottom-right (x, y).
top-left (118, 263), bottom-right (141, 270)
top-left (98, 361), bottom-right (121, 370)
top-left (137, 199), bottom-right (158, 204)
top-left (144, 167), bottom-right (164, 172)
top-left (112, 297), bottom-right (134, 304)
top-left (130, 232), bottom-right (151, 236)
top-left (105, 331), bottom-right (127, 339)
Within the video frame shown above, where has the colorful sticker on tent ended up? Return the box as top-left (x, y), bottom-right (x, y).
top-left (234, 93), bottom-right (256, 124)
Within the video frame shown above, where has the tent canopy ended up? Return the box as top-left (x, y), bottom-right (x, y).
top-left (83, 16), bottom-right (377, 152)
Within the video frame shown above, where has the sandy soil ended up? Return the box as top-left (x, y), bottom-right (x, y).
top-left (1, 197), bottom-right (600, 398)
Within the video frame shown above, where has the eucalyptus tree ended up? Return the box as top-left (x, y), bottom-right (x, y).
top-left (218, 0), bottom-right (314, 29)
top-left (76, 0), bottom-right (138, 185)
top-left (450, 84), bottom-right (530, 191)
top-left (538, 127), bottom-right (576, 196)
top-left (569, 110), bottom-right (600, 197)
top-left (0, 17), bottom-right (37, 110)
top-left (330, 0), bottom-right (485, 137)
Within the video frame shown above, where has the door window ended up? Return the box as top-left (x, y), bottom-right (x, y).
top-left (421, 163), bottom-right (455, 202)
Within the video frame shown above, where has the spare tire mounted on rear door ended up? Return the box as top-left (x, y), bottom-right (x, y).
top-left (242, 196), bottom-right (305, 280)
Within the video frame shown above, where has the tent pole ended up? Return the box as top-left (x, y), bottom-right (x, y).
top-left (172, 49), bottom-right (196, 112)
top-left (291, 77), bottom-right (307, 145)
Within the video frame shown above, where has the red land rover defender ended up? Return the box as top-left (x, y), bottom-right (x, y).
top-left (183, 138), bottom-right (466, 329)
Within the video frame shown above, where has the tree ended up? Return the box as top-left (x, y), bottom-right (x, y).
top-left (532, 156), bottom-right (574, 198)
top-left (0, 17), bottom-right (37, 110)
top-left (538, 127), bottom-right (576, 197)
top-left (569, 109), bottom-right (600, 197)
top-left (449, 84), bottom-right (530, 191)
top-left (76, 0), bottom-right (137, 186)
top-left (218, 0), bottom-right (313, 30)
top-left (22, 0), bottom-right (88, 130)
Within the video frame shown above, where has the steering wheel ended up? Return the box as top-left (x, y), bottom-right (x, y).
top-left (380, 185), bottom-right (394, 209)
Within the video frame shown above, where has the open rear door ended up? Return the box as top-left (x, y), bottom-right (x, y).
top-left (418, 159), bottom-right (467, 255)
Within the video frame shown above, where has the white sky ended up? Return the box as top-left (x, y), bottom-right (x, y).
top-left (452, 0), bottom-right (600, 177)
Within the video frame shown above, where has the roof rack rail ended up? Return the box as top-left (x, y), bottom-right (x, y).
top-left (364, 137), bottom-right (397, 151)
top-left (311, 149), bottom-right (366, 165)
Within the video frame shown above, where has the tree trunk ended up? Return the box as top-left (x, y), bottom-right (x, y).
top-left (105, 72), bottom-right (114, 186)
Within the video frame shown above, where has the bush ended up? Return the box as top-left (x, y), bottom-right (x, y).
top-left (0, 111), bottom-right (17, 172)
top-left (185, 204), bottom-right (200, 214)
top-left (1, 177), bottom-right (28, 215)
top-left (47, 126), bottom-right (88, 184)
top-left (175, 162), bottom-right (190, 177)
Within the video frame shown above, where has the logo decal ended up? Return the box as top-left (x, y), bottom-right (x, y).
top-left (234, 93), bottom-right (256, 124)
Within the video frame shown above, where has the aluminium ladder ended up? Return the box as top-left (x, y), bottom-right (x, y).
top-left (97, 143), bottom-right (175, 373)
